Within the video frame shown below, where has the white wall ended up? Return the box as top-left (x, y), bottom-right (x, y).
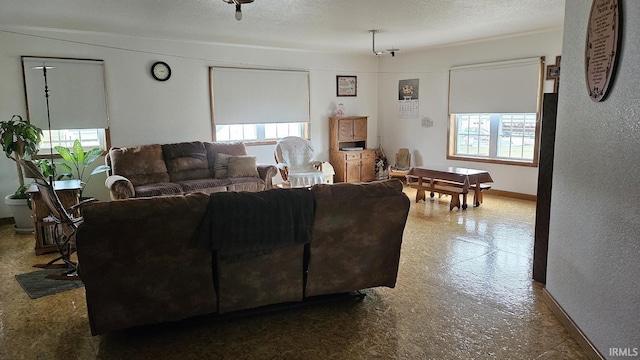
top-left (0, 27), bottom-right (379, 218)
top-left (546, 0), bottom-right (640, 357)
top-left (377, 30), bottom-right (563, 195)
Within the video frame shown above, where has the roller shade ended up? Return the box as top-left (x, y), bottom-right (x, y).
top-left (211, 67), bottom-right (310, 124)
top-left (22, 57), bottom-right (109, 130)
top-left (449, 57), bottom-right (542, 114)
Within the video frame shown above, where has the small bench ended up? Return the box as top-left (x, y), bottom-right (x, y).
top-left (469, 183), bottom-right (492, 206)
top-left (406, 175), bottom-right (466, 210)
top-left (432, 180), bottom-right (492, 207)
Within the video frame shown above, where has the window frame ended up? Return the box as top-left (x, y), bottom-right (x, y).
top-left (447, 112), bottom-right (541, 167)
top-left (214, 122), bottom-right (310, 146)
top-left (447, 57), bottom-right (544, 167)
top-left (209, 66), bottom-right (311, 146)
top-left (33, 128), bottom-right (111, 159)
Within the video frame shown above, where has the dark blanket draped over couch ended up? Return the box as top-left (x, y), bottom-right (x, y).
top-left (76, 179), bottom-right (410, 335)
top-left (197, 188), bottom-right (315, 258)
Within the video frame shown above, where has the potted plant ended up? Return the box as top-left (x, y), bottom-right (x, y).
top-left (55, 139), bottom-right (110, 199)
top-left (0, 115), bottom-right (43, 234)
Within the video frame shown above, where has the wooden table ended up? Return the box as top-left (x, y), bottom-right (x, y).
top-left (27, 180), bottom-right (81, 255)
top-left (406, 166), bottom-right (493, 210)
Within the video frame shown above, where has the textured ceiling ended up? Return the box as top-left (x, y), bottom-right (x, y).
top-left (0, 0), bottom-right (566, 54)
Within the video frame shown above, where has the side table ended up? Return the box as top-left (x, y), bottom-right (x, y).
top-left (27, 179), bottom-right (81, 255)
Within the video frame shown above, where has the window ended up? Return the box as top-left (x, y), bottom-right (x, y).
top-left (448, 57), bottom-right (543, 166)
top-left (453, 113), bottom-right (537, 161)
top-left (22, 56), bottom-right (111, 155)
top-left (40, 129), bottom-right (108, 155)
top-left (210, 67), bottom-right (310, 143)
top-left (215, 122), bottom-right (306, 142)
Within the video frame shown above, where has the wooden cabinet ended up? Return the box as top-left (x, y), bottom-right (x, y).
top-left (27, 180), bottom-right (81, 255)
top-left (331, 149), bottom-right (376, 183)
top-left (336, 117), bottom-right (367, 143)
top-left (329, 116), bottom-right (375, 183)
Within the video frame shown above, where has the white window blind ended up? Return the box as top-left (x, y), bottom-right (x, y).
top-left (448, 57), bottom-right (542, 114)
top-left (210, 67), bottom-right (310, 125)
top-left (22, 57), bottom-right (109, 130)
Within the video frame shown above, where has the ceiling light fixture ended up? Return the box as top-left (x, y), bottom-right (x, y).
top-left (222, 0), bottom-right (254, 21)
top-left (369, 30), bottom-right (399, 57)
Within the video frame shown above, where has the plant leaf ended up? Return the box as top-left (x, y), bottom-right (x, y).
top-left (55, 146), bottom-right (74, 163)
top-left (84, 148), bottom-right (103, 165)
top-left (59, 162), bottom-right (73, 173)
top-left (90, 164), bottom-right (110, 175)
top-left (73, 139), bottom-right (85, 164)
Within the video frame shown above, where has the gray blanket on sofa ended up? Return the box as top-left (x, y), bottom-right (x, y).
top-left (196, 188), bottom-right (315, 259)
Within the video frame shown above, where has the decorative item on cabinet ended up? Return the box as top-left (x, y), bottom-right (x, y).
top-left (328, 116), bottom-right (375, 183)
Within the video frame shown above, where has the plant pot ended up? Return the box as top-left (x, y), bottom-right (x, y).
top-left (4, 194), bottom-right (34, 234)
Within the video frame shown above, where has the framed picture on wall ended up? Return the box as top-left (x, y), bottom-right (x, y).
top-left (336, 75), bottom-right (357, 97)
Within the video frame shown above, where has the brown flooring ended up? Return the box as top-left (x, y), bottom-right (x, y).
top-left (0, 187), bottom-right (588, 359)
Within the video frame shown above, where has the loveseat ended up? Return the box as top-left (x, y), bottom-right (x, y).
top-left (76, 179), bottom-right (410, 335)
top-left (104, 141), bottom-right (277, 199)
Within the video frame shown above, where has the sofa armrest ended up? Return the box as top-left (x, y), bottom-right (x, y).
top-left (105, 175), bottom-right (135, 200)
top-left (76, 192), bottom-right (216, 335)
top-left (257, 164), bottom-right (277, 189)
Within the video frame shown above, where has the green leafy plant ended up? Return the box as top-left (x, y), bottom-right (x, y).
top-left (0, 115), bottom-right (43, 199)
top-left (55, 139), bottom-right (110, 198)
top-left (34, 158), bottom-right (57, 179)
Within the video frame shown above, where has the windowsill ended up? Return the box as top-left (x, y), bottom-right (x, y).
top-left (32, 149), bottom-right (108, 160)
top-left (243, 140), bottom-right (278, 146)
top-left (447, 154), bottom-right (538, 167)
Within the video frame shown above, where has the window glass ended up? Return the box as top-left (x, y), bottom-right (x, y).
top-left (39, 128), bottom-right (108, 155)
top-left (450, 113), bottom-right (538, 164)
top-left (217, 122), bottom-right (305, 142)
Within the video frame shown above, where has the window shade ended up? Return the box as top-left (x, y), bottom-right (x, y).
top-left (211, 67), bottom-right (310, 125)
top-left (22, 57), bottom-right (109, 130)
top-left (449, 57), bottom-right (542, 114)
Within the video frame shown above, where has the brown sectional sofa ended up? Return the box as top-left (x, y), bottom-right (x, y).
top-left (76, 179), bottom-right (410, 335)
top-left (105, 141), bottom-right (277, 199)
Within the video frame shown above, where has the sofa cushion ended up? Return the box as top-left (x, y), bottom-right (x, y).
top-left (227, 156), bottom-right (259, 178)
top-left (176, 178), bottom-right (232, 193)
top-left (134, 182), bottom-right (184, 197)
top-left (228, 177), bottom-right (266, 192)
top-left (109, 144), bottom-right (170, 186)
top-left (214, 153), bottom-right (233, 178)
top-left (162, 141), bottom-right (210, 182)
top-left (205, 142), bottom-right (248, 178)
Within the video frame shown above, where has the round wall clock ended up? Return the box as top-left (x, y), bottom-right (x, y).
top-left (151, 61), bottom-right (171, 81)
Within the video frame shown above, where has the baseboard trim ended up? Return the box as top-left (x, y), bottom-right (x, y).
top-left (485, 189), bottom-right (536, 201)
top-left (0, 217), bottom-right (14, 226)
top-left (541, 288), bottom-right (603, 360)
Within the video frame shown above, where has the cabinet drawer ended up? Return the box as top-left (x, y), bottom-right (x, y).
top-left (361, 151), bottom-right (375, 159)
top-left (344, 152), bottom-right (361, 160)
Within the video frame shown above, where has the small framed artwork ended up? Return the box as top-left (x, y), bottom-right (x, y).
top-left (546, 56), bottom-right (561, 93)
top-left (336, 75), bottom-right (357, 97)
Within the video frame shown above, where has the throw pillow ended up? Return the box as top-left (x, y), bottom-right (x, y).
top-left (214, 153), bottom-right (233, 178)
top-left (227, 156), bottom-right (259, 178)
